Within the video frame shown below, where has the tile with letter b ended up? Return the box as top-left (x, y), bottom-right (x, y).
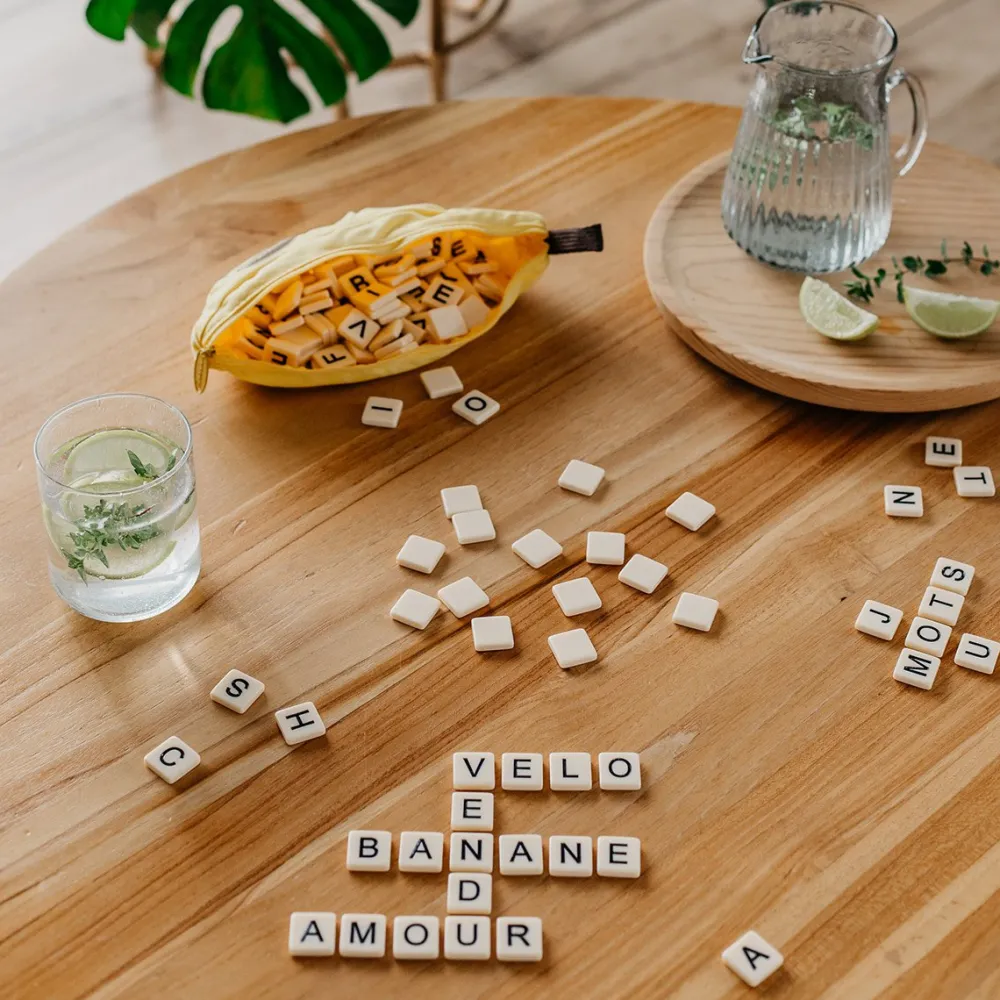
top-left (854, 600), bottom-right (903, 641)
top-left (596, 836), bottom-right (641, 878)
top-left (398, 831), bottom-right (444, 873)
top-left (393, 916), bottom-right (440, 960)
top-left (501, 752), bottom-right (543, 790)
top-left (447, 872), bottom-right (492, 914)
top-left (598, 752), bottom-right (641, 790)
top-left (918, 586), bottom-right (964, 627)
top-left (275, 702), bottom-right (326, 746)
top-left (453, 390), bottom-right (500, 426)
top-left (883, 484), bottom-right (923, 517)
top-left (930, 556), bottom-right (975, 596)
top-left (453, 751), bottom-right (496, 790)
top-left (288, 912), bottom-right (337, 956)
top-left (444, 916), bottom-right (491, 961)
top-left (722, 930), bottom-right (784, 987)
top-left (954, 466), bottom-right (996, 498)
top-left (339, 913), bottom-right (386, 958)
top-left (143, 736), bottom-right (201, 784)
top-left (496, 917), bottom-right (543, 963)
top-left (905, 617), bottom-right (951, 658)
top-left (346, 830), bottom-right (392, 872)
top-left (549, 751), bottom-right (592, 790)
top-left (451, 791), bottom-right (494, 831)
top-left (925, 436), bottom-right (962, 467)
top-left (893, 648), bottom-right (941, 690)
top-left (548, 835), bottom-right (593, 877)
top-left (498, 834), bottom-right (544, 875)
top-left (449, 832), bottom-right (494, 872)
top-left (955, 633), bottom-right (1000, 675)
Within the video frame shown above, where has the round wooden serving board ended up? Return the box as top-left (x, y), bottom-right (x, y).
top-left (644, 144), bottom-right (1000, 412)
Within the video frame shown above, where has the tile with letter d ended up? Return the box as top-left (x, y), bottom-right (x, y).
top-left (339, 913), bottom-right (386, 958)
top-left (447, 872), bottom-right (492, 914)
top-left (496, 917), bottom-right (543, 963)
top-left (392, 916), bottom-right (440, 960)
top-left (144, 736), bottom-right (201, 784)
top-left (548, 835), bottom-right (593, 877)
top-left (210, 668), bottom-right (265, 714)
top-left (722, 930), bottom-right (784, 987)
top-left (288, 912), bottom-right (336, 956)
top-left (549, 751), bottom-right (592, 790)
top-left (398, 831), bottom-right (444, 873)
top-left (275, 702), bottom-right (326, 745)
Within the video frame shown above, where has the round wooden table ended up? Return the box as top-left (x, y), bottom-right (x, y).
top-left (2, 98), bottom-right (998, 1000)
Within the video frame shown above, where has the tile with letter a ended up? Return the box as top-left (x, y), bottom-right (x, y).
top-left (598, 752), bottom-right (641, 790)
top-left (453, 390), bottom-right (500, 426)
top-left (549, 835), bottom-right (593, 877)
top-left (288, 912), bottom-right (337, 957)
top-left (395, 535), bottom-right (446, 575)
top-left (954, 466), bottom-right (996, 497)
top-left (925, 436), bottom-right (962, 467)
top-left (451, 791), bottom-right (494, 831)
top-left (450, 832), bottom-right (494, 872)
top-left (362, 396), bottom-right (403, 429)
top-left (453, 751), bottom-right (496, 790)
top-left (549, 752), bottom-right (593, 791)
top-left (512, 528), bottom-right (563, 569)
top-left (143, 736), bottom-right (201, 784)
top-left (905, 617), bottom-right (951, 658)
top-left (893, 648), bottom-right (941, 690)
top-left (499, 834), bottom-right (544, 875)
top-left (596, 836), bottom-right (641, 878)
top-left (955, 634), bottom-right (1000, 675)
top-left (346, 830), bottom-right (392, 872)
top-left (339, 914), bottom-right (386, 958)
top-left (918, 586), bottom-right (964, 627)
top-left (444, 916), bottom-right (491, 960)
top-left (398, 831), bottom-right (444, 873)
top-left (722, 930), bottom-right (784, 987)
top-left (854, 600), bottom-right (903, 641)
top-left (502, 752), bottom-right (544, 791)
top-left (393, 916), bottom-right (440, 960)
top-left (210, 668), bottom-right (265, 714)
top-left (447, 872), bottom-right (492, 914)
top-left (930, 556), bottom-right (975, 596)
top-left (496, 917), bottom-right (544, 963)
top-left (275, 702), bottom-right (326, 745)
top-left (884, 484), bottom-right (923, 517)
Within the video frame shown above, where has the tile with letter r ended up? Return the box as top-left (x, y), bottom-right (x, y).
top-left (496, 917), bottom-right (543, 963)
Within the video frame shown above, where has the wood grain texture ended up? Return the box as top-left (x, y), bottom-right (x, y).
top-left (645, 147), bottom-right (1000, 412)
top-left (1, 98), bottom-right (1000, 1000)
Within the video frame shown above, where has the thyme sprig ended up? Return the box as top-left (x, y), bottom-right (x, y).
top-left (63, 498), bottom-right (161, 583)
top-left (846, 241), bottom-right (1000, 304)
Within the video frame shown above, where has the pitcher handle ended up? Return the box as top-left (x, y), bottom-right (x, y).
top-left (887, 68), bottom-right (928, 177)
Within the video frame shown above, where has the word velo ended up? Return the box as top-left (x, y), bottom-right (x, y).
top-left (452, 750), bottom-right (642, 792)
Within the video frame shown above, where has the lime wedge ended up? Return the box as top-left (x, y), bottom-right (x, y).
top-left (63, 429), bottom-right (176, 484)
top-left (902, 285), bottom-right (1000, 339)
top-left (799, 276), bottom-right (879, 341)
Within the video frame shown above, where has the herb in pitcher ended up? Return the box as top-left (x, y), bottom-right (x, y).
top-left (770, 96), bottom-right (875, 149)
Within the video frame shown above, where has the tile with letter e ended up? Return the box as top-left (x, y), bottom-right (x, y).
top-left (499, 834), bottom-right (544, 875)
top-left (552, 577), bottom-right (602, 617)
top-left (438, 577), bottom-right (489, 617)
top-left (339, 913), bottom-right (386, 958)
top-left (288, 912), bottom-right (336, 957)
top-left (598, 752), bottom-right (641, 790)
top-left (954, 466), bottom-right (996, 497)
top-left (918, 586), bottom-right (964, 627)
top-left (346, 830), bottom-right (392, 872)
top-left (549, 752), bottom-right (592, 790)
top-left (905, 616), bottom-right (951, 658)
top-left (393, 916), bottom-right (440, 960)
top-left (453, 390), bottom-right (500, 426)
top-left (665, 491), bottom-right (715, 531)
top-left (854, 600), bottom-right (903, 641)
top-left (453, 751), bottom-right (495, 790)
top-left (548, 628), bottom-right (598, 669)
top-left (925, 436), bottom-right (962, 467)
top-left (471, 616), bottom-right (514, 651)
top-left (512, 528), bottom-right (563, 569)
top-left (884, 485), bottom-right (923, 517)
top-left (420, 365), bottom-right (464, 399)
top-left (893, 648), bottom-right (941, 690)
top-left (955, 634), bottom-right (1000, 675)
top-left (444, 916), bottom-right (490, 960)
top-left (586, 531), bottom-right (626, 566)
top-left (618, 553), bottom-right (668, 594)
top-left (450, 832), bottom-right (494, 872)
top-left (558, 458), bottom-right (605, 496)
top-left (596, 836), bottom-right (641, 878)
top-left (362, 396), bottom-right (403, 429)
top-left (672, 592), bottom-right (719, 632)
top-left (930, 556), bottom-right (975, 596)
top-left (143, 736), bottom-right (201, 784)
top-left (395, 535), bottom-right (446, 574)
top-left (722, 930), bottom-right (784, 987)
top-left (549, 835), bottom-right (593, 877)
top-left (398, 831), bottom-right (444, 873)
top-left (210, 669), bottom-right (265, 714)
top-left (447, 872), bottom-right (492, 914)
top-left (275, 702), bottom-right (326, 746)
top-left (451, 791), bottom-right (494, 831)
top-left (496, 917), bottom-right (543, 963)
top-left (502, 752), bottom-right (543, 790)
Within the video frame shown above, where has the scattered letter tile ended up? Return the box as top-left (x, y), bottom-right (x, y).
top-left (512, 528), bottom-right (563, 568)
top-left (884, 485), bottom-right (923, 517)
top-left (451, 791), bottom-right (494, 831)
top-left (931, 556), bottom-right (975, 596)
top-left (275, 702), bottom-right (326, 746)
top-left (955, 633), bottom-right (1000, 674)
top-left (918, 586), bottom-right (964, 627)
top-left (499, 834), bottom-right (544, 875)
top-left (893, 647), bottom-right (941, 690)
top-left (398, 831), bottom-right (444, 873)
top-left (395, 535), bottom-right (446, 574)
top-left (447, 872), bottom-right (492, 914)
top-left (558, 459), bottom-right (605, 496)
top-left (289, 912), bottom-right (337, 957)
top-left (444, 916), bottom-right (490, 960)
top-left (854, 600), bottom-right (903, 641)
top-left (954, 466), bottom-right (996, 498)
top-left (672, 592), bottom-right (719, 632)
top-left (210, 669), bottom-right (265, 714)
top-left (549, 752), bottom-right (593, 791)
top-left (586, 530), bottom-right (626, 566)
top-left (925, 436), bottom-right (962, 467)
top-left (548, 628), bottom-right (598, 669)
top-left (420, 365), bottom-right (464, 398)
top-left (598, 752), bottom-right (641, 791)
top-left (346, 830), bottom-right (392, 872)
top-left (548, 836), bottom-right (593, 877)
top-left (453, 509), bottom-right (496, 544)
top-left (440, 484), bottom-right (482, 518)
top-left (339, 914), bottom-right (386, 958)
top-left (144, 736), bottom-right (200, 784)
top-left (722, 930), bottom-right (784, 987)
top-left (905, 616), bottom-right (951, 658)
top-left (449, 832), bottom-right (494, 872)
top-left (437, 577), bottom-right (489, 617)
top-left (618, 553), bottom-right (668, 594)
top-left (390, 589), bottom-right (441, 629)
top-left (471, 616), bottom-right (514, 651)
top-left (596, 836), bottom-right (641, 878)
top-left (665, 491), bottom-right (715, 531)
top-left (501, 752), bottom-right (543, 791)
top-left (552, 577), bottom-right (602, 617)
top-left (361, 396), bottom-right (403, 429)
top-left (453, 390), bottom-right (500, 426)
top-left (393, 916), bottom-right (440, 960)
top-left (496, 917), bottom-right (543, 963)
top-left (453, 751), bottom-right (496, 790)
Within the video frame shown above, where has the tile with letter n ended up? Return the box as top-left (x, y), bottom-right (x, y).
top-left (274, 702), bottom-right (326, 746)
top-left (548, 835), bottom-right (593, 877)
top-left (722, 929), bottom-right (784, 987)
top-left (883, 484), bottom-right (923, 517)
top-left (449, 833), bottom-right (494, 872)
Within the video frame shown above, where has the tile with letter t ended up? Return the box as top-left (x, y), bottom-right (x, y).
top-left (598, 752), bottom-right (641, 791)
top-left (722, 930), bottom-right (784, 987)
top-left (954, 466), bottom-right (996, 498)
top-left (498, 834), bottom-right (544, 875)
top-left (451, 791), bottom-right (494, 831)
top-left (398, 831), bottom-right (444, 873)
top-left (596, 836), bottom-right (641, 878)
top-left (339, 913), bottom-right (386, 958)
top-left (548, 835), bottom-right (593, 877)
top-left (447, 872), bottom-right (492, 914)
top-left (288, 912), bottom-right (337, 957)
top-left (496, 917), bottom-right (543, 963)
top-left (210, 669), bottom-right (265, 714)
top-left (955, 634), bottom-right (1000, 675)
top-left (143, 736), bottom-right (201, 785)
top-left (501, 752), bottom-right (544, 790)
top-left (884, 485), bottom-right (923, 517)
top-left (854, 600), bottom-right (903, 641)
top-left (918, 586), bottom-right (964, 627)
top-left (346, 830), bottom-right (392, 872)
top-left (893, 648), bottom-right (941, 690)
top-left (930, 556), bottom-right (975, 596)
top-left (925, 436), bottom-right (962, 467)
top-left (444, 916), bottom-right (491, 961)
top-left (905, 617), bottom-right (951, 658)
top-left (549, 751), bottom-right (593, 791)
top-left (449, 832), bottom-right (494, 872)
top-left (453, 751), bottom-right (496, 790)
top-left (392, 916), bottom-right (440, 960)
top-left (274, 702), bottom-right (326, 746)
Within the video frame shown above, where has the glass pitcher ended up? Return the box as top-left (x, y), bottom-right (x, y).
top-left (720, 0), bottom-right (927, 273)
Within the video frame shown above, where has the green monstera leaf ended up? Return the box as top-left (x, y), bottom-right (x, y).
top-left (84, 0), bottom-right (419, 122)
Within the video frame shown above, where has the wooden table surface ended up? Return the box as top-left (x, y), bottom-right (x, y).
top-left (2, 97), bottom-right (999, 1000)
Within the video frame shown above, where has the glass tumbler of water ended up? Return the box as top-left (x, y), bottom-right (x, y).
top-left (34, 393), bottom-right (201, 622)
top-left (721, 0), bottom-right (927, 273)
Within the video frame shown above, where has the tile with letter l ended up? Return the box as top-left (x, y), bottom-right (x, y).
top-left (549, 752), bottom-right (592, 791)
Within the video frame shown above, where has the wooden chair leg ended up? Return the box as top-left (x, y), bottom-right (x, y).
top-left (429, 0), bottom-right (448, 102)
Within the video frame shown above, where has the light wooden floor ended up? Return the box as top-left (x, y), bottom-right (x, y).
top-left (1, 0), bottom-right (990, 280)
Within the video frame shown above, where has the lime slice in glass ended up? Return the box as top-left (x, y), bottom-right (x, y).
top-left (63, 428), bottom-right (176, 484)
top-left (902, 285), bottom-right (1000, 339)
top-left (799, 276), bottom-right (879, 341)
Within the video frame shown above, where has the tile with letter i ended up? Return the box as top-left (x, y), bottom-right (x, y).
top-left (274, 702), bottom-right (326, 746)
top-left (930, 556), bottom-right (975, 596)
top-left (447, 872), bottom-right (492, 914)
top-left (549, 751), bottom-right (593, 790)
top-left (449, 832), bottom-right (494, 872)
top-left (893, 648), bottom-right (941, 690)
top-left (955, 634), bottom-right (1000, 675)
top-left (346, 830), bottom-right (392, 872)
top-left (362, 396), bottom-right (403, 429)
top-left (502, 752), bottom-right (543, 790)
top-left (453, 390), bottom-right (500, 426)
top-left (398, 831), bottom-right (444, 873)
top-left (918, 586), bottom-right (964, 627)
top-left (905, 617), bottom-right (951, 658)
top-left (444, 916), bottom-right (491, 961)
top-left (854, 600), bottom-right (903, 641)
top-left (496, 917), bottom-right (543, 963)
top-left (596, 836), bottom-right (641, 878)
top-left (451, 791), bottom-right (494, 831)
top-left (884, 485), bottom-right (923, 517)
top-left (339, 913), bottom-right (386, 958)
top-left (288, 912), bottom-right (337, 957)
top-left (143, 736), bottom-right (201, 784)
top-left (548, 835), bottom-right (593, 877)
top-left (210, 668), bottom-right (265, 714)
top-left (392, 916), bottom-right (440, 960)
top-left (925, 436), bottom-right (963, 467)
top-left (499, 834), bottom-right (544, 875)
top-left (722, 930), bottom-right (784, 987)
top-left (599, 752), bottom-right (641, 791)
top-left (954, 466), bottom-right (996, 498)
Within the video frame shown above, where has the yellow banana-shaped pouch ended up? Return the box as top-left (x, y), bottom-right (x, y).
top-left (191, 204), bottom-right (602, 390)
